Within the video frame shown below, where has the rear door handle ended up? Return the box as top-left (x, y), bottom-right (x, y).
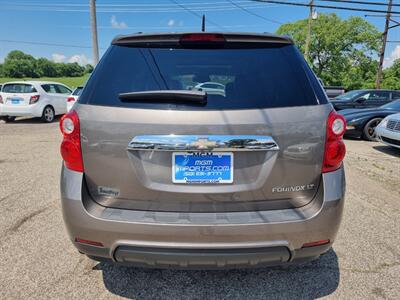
top-left (127, 135), bottom-right (279, 151)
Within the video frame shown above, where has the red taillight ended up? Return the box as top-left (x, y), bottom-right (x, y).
top-left (0, 95), bottom-right (3, 104)
top-left (323, 111), bottom-right (346, 173)
top-left (67, 96), bottom-right (75, 102)
top-left (60, 110), bottom-right (83, 172)
top-left (302, 239), bottom-right (330, 248)
top-left (29, 94), bottom-right (40, 104)
top-left (75, 238), bottom-right (104, 247)
top-left (180, 33), bottom-right (225, 43)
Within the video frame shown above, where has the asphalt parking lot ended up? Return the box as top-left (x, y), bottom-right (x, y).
top-left (0, 118), bottom-right (399, 300)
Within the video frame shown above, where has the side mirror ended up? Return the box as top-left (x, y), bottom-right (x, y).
top-left (355, 97), bottom-right (366, 103)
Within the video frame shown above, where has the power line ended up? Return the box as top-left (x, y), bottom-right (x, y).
top-left (0, 39), bottom-right (105, 50)
top-left (62, 24), bottom-right (267, 30)
top-left (0, 5), bottom-right (275, 13)
top-left (365, 14), bottom-right (400, 17)
top-left (6, 0), bottom-right (397, 11)
top-left (0, 1), bottom-right (254, 7)
top-left (225, 0), bottom-right (282, 24)
top-left (169, 0), bottom-right (226, 30)
top-left (252, 0), bottom-right (400, 14)
top-left (0, 1), bottom-right (278, 8)
top-left (0, 2), bottom-right (278, 13)
top-left (319, 0), bottom-right (400, 7)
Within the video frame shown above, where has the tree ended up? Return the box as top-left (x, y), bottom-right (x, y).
top-left (62, 63), bottom-right (85, 77)
top-left (36, 58), bottom-right (58, 77)
top-left (1, 50), bottom-right (87, 78)
top-left (2, 50), bottom-right (39, 78)
top-left (7, 50), bottom-right (35, 61)
top-left (276, 13), bottom-right (381, 90)
top-left (84, 64), bottom-right (94, 74)
top-left (381, 59), bottom-right (400, 90)
top-left (3, 59), bottom-right (39, 78)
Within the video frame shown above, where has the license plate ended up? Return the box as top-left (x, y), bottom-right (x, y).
top-left (11, 99), bottom-right (20, 104)
top-left (173, 152), bottom-right (233, 184)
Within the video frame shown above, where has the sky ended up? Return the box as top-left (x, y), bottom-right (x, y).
top-left (0, 0), bottom-right (399, 68)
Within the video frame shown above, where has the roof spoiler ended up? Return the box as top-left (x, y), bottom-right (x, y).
top-left (112, 32), bottom-right (293, 47)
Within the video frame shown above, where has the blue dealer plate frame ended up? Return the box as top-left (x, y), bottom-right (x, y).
top-left (172, 152), bottom-right (233, 184)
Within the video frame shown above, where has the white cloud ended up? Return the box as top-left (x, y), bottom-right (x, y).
top-left (68, 54), bottom-right (92, 66)
top-left (110, 15), bottom-right (127, 29)
top-left (167, 19), bottom-right (175, 27)
top-left (167, 19), bottom-right (183, 27)
top-left (52, 53), bottom-right (92, 66)
top-left (52, 53), bottom-right (66, 63)
top-left (383, 45), bottom-right (400, 69)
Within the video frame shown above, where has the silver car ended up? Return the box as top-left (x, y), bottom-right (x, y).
top-left (60, 32), bottom-right (346, 269)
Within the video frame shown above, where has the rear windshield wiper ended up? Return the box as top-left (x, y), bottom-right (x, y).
top-left (119, 90), bottom-right (207, 105)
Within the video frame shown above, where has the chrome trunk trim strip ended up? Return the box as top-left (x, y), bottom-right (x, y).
top-left (127, 135), bottom-right (279, 151)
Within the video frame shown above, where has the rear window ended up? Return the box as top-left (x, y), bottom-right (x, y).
top-left (79, 44), bottom-right (326, 110)
top-left (3, 83), bottom-right (37, 93)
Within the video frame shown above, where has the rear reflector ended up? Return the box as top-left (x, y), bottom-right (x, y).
top-left (180, 33), bottom-right (225, 43)
top-left (302, 239), bottom-right (330, 248)
top-left (75, 238), bottom-right (104, 247)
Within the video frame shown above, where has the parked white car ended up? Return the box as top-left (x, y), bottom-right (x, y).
top-left (194, 82), bottom-right (226, 96)
top-left (0, 81), bottom-right (72, 122)
top-left (375, 113), bottom-right (400, 149)
top-left (67, 86), bottom-right (83, 112)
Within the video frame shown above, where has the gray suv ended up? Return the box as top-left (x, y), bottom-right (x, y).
top-left (60, 33), bottom-right (346, 269)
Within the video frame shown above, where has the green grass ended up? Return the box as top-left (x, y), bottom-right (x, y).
top-left (0, 74), bottom-right (90, 89)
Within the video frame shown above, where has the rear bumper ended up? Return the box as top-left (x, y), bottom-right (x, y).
top-left (0, 103), bottom-right (44, 117)
top-left (60, 165), bottom-right (345, 269)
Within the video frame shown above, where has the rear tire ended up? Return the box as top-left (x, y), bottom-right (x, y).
top-left (1, 116), bottom-right (16, 123)
top-left (41, 106), bottom-right (55, 123)
top-left (362, 118), bottom-right (382, 141)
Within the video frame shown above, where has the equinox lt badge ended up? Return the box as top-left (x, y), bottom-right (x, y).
top-left (98, 186), bottom-right (120, 197)
top-left (272, 184), bottom-right (315, 193)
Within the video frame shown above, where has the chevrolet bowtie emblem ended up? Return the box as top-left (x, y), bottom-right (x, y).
top-left (190, 138), bottom-right (217, 149)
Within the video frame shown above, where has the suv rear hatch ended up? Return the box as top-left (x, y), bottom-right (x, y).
top-left (76, 33), bottom-right (331, 213)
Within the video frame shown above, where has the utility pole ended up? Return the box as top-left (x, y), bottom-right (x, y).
top-left (375, 0), bottom-right (393, 89)
top-left (90, 0), bottom-right (99, 65)
top-left (304, 0), bottom-right (314, 63)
